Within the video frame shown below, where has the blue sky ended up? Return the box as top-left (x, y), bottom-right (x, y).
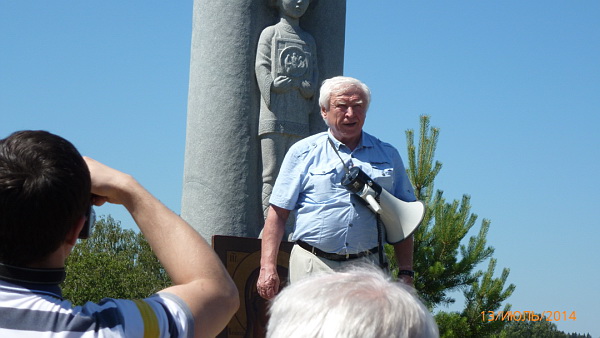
top-left (2, 1), bottom-right (598, 336)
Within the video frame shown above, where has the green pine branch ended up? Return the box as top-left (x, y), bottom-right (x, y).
top-left (388, 115), bottom-right (516, 337)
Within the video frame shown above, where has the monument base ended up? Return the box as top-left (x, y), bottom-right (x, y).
top-left (212, 235), bottom-right (293, 338)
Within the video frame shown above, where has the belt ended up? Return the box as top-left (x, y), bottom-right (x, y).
top-left (296, 240), bottom-right (378, 261)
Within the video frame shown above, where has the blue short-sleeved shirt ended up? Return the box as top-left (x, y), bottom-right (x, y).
top-left (270, 131), bottom-right (416, 255)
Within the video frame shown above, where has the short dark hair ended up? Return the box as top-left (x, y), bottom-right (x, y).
top-left (0, 130), bottom-right (91, 266)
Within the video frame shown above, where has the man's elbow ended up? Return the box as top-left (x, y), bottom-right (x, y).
top-left (198, 279), bottom-right (240, 337)
top-left (222, 280), bottom-right (240, 315)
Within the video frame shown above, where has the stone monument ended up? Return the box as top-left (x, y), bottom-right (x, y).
top-left (256, 0), bottom-right (319, 218)
top-left (181, 0), bottom-right (346, 241)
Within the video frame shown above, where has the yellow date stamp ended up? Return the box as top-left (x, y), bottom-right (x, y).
top-left (481, 311), bottom-right (577, 322)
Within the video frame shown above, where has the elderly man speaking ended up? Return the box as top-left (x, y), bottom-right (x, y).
top-left (257, 76), bottom-right (417, 300)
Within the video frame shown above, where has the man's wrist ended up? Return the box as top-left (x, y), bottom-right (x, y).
top-left (398, 269), bottom-right (415, 278)
top-left (259, 262), bottom-right (277, 273)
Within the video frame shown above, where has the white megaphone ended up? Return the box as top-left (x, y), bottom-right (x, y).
top-left (341, 166), bottom-right (425, 244)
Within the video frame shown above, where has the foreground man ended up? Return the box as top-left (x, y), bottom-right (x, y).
top-left (257, 76), bottom-right (417, 300)
top-left (267, 266), bottom-right (439, 338)
top-left (0, 130), bottom-right (238, 337)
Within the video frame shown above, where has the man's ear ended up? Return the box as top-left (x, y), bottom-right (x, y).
top-left (321, 106), bottom-right (328, 119)
top-left (66, 217), bottom-right (86, 246)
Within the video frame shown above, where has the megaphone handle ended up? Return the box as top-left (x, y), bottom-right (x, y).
top-left (365, 195), bottom-right (382, 214)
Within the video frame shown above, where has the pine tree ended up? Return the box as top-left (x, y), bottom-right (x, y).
top-left (462, 258), bottom-right (515, 337)
top-left (387, 115), bottom-right (516, 337)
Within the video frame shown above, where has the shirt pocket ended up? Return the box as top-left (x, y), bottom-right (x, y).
top-left (306, 164), bottom-right (339, 203)
top-left (368, 161), bottom-right (394, 192)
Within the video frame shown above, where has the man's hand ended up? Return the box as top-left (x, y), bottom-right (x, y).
top-left (398, 274), bottom-right (414, 286)
top-left (84, 156), bottom-right (133, 207)
top-left (257, 265), bottom-right (280, 300)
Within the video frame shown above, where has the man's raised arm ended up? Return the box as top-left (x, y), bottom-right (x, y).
top-left (84, 157), bottom-right (239, 338)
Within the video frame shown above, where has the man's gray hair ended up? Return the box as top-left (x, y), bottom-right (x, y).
top-left (266, 265), bottom-right (439, 338)
top-left (319, 76), bottom-right (372, 112)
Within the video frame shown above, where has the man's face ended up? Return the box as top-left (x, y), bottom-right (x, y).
top-left (321, 87), bottom-right (367, 147)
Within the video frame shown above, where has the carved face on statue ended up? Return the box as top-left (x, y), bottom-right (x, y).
top-left (321, 86), bottom-right (367, 150)
top-left (279, 0), bottom-right (310, 19)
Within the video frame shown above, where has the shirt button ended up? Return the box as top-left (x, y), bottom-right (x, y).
top-left (349, 223), bottom-right (353, 227)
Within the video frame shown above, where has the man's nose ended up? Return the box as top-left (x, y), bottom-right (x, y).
top-left (345, 107), bottom-right (356, 118)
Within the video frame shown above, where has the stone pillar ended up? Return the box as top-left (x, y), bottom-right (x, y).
top-left (181, 0), bottom-right (346, 240)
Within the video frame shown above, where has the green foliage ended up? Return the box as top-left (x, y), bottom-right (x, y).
top-left (62, 216), bottom-right (170, 305)
top-left (490, 316), bottom-right (567, 338)
top-left (434, 312), bottom-right (469, 338)
top-left (488, 315), bottom-right (592, 338)
top-left (386, 115), bottom-right (516, 337)
top-left (461, 259), bottom-right (515, 337)
top-left (405, 118), bottom-right (591, 338)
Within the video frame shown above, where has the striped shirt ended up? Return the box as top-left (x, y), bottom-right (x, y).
top-left (0, 280), bottom-right (194, 337)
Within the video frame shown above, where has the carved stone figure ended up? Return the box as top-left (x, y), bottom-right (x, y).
top-left (256, 0), bottom-right (318, 218)
top-left (182, 0), bottom-right (344, 242)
